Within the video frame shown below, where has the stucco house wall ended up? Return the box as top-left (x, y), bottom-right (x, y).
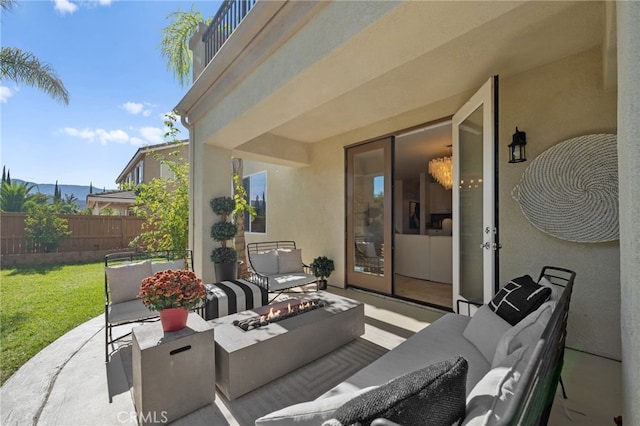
top-left (180, 1), bottom-right (638, 420)
top-left (241, 47), bottom-right (619, 360)
top-left (499, 48), bottom-right (619, 360)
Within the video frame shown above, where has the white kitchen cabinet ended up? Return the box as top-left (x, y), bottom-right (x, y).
top-left (395, 234), bottom-right (430, 280)
top-left (430, 236), bottom-right (453, 284)
top-left (394, 234), bottom-right (452, 284)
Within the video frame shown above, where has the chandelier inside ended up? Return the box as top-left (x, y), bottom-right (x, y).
top-left (428, 156), bottom-right (453, 190)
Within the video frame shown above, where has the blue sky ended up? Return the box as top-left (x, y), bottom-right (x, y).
top-left (1, 0), bottom-right (220, 190)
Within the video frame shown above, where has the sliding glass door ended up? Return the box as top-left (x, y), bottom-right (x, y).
top-left (346, 137), bottom-right (393, 294)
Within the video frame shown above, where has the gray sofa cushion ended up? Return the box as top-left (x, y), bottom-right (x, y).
top-left (324, 356), bottom-right (467, 426)
top-left (151, 259), bottom-right (186, 274)
top-left (321, 313), bottom-right (490, 399)
top-left (463, 305), bottom-right (512, 363)
top-left (278, 249), bottom-right (304, 273)
top-left (254, 386), bottom-right (377, 426)
top-left (250, 250), bottom-right (279, 275)
top-left (267, 273), bottom-right (317, 291)
top-left (462, 346), bottom-right (528, 425)
top-left (492, 301), bottom-right (555, 368)
top-left (105, 260), bottom-right (152, 304)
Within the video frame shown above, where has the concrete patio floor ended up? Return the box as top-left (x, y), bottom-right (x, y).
top-left (0, 288), bottom-right (623, 426)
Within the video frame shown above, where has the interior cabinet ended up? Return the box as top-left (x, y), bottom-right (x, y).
top-left (429, 236), bottom-right (453, 284)
top-left (394, 234), bottom-right (452, 284)
top-left (429, 183), bottom-right (452, 214)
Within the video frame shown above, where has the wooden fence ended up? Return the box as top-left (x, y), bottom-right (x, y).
top-left (1, 213), bottom-right (145, 255)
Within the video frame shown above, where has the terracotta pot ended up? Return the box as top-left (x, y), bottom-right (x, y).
top-left (159, 307), bottom-right (188, 332)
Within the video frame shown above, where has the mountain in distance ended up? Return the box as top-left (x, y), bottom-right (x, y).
top-left (13, 179), bottom-right (116, 209)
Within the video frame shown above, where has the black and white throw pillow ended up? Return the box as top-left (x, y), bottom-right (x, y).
top-left (489, 275), bottom-right (551, 326)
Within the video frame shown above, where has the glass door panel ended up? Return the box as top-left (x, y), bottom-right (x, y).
top-left (452, 76), bottom-right (498, 312)
top-left (346, 137), bottom-right (393, 294)
top-left (458, 106), bottom-right (484, 302)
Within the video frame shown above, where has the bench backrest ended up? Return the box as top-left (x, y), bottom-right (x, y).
top-left (502, 266), bottom-right (576, 425)
top-left (104, 250), bottom-right (194, 304)
top-left (247, 241), bottom-right (297, 254)
top-left (246, 241), bottom-right (297, 273)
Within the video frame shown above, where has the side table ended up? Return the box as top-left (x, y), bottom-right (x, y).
top-left (132, 313), bottom-right (215, 425)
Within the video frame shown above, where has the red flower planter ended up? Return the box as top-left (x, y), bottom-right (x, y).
top-left (159, 307), bottom-right (188, 332)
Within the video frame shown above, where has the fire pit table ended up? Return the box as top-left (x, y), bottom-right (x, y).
top-left (210, 291), bottom-right (365, 400)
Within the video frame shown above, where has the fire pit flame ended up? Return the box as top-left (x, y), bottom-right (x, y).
top-left (233, 298), bottom-right (327, 331)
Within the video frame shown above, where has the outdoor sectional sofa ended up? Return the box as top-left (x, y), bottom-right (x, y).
top-left (256, 266), bottom-right (575, 426)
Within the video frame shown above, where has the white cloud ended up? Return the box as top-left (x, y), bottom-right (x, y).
top-left (122, 101), bottom-right (153, 117)
top-left (62, 127), bottom-right (95, 141)
top-left (0, 86), bottom-right (13, 103)
top-left (95, 129), bottom-right (129, 145)
top-left (122, 101), bottom-right (144, 115)
top-left (62, 125), bottom-right (167, 146)
top-left (139, 127), bottom-right (164, 144)
top-left (62, 127), bottom-right (129, 145)
top-left (54, 0), bottom-right (78, 15)
top-left (53, 0), bottom-right (113, 15)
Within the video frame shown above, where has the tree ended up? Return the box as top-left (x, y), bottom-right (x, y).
top-left (128, 113), bottom-right (189, 252)
top-left (161, 8), bottom-right (254, 260)
top-left (1, 180), bottom-right (35, 212)
top-left (58, 194), bottom-right (80, 214)
top-left (24, 203), bottom-right (71, 252)
top-left (160, 5), bottom-right (211, 87)
top-left (53, 180), bottom-right (61, 201)
top-left (0, 1), bottom-right (70, 105)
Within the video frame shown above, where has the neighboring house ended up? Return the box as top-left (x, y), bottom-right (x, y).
top-left (86, 190), bottom-right (136, 216)
top-left (175, 1), bottom-right (639, 421)
top-left (86, 141), bottom-right (188, 215)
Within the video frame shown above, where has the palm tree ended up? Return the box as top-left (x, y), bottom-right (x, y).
top-left (0, 180), bottom-right (36, 212)
top-left (0, 0), bottom-right (70, 105)
top-left (160, 5), bottom-right (211, 87)
top-left (163, 5), bottom-right (254, 276)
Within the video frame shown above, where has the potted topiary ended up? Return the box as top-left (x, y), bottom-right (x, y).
top-left (310, 256), bottom-right (335, 290)
top-left (210, 196), bottom-right (239, 281)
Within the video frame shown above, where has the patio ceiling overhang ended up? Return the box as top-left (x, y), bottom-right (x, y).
top-left (176, 0), bottom-right (615, 167)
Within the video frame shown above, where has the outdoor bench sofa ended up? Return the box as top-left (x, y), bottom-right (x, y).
top-left (256, 266), bottom-right (575, 426)
top-left (104, 250), bottom-right (268, 362)
top-left (247, 241), bottom-right (319, 300)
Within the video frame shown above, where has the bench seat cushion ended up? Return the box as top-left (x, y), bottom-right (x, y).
top-left (108, 299), bottom-right (158, 325)
top-left (204, 280), bottom-right (269, 320)
top-left (267, 273), bottom-right (317, 292)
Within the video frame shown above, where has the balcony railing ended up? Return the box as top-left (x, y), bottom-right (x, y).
top-left (203, 0), bottom-right (258, 66)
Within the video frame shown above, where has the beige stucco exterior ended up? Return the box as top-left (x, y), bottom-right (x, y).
top-left (87, 142), bottom-right (189, 216)
top-left (177, 1), bottom-right (639, 421)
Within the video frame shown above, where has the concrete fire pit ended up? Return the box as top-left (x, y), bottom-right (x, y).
top-left (211, 291), bottom-right (365, 400)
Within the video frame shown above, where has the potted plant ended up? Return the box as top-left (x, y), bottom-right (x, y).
top-left (310, 256), bottom-right (335, 290)
top-left (210, 196), bottom-right (239, 281)
top-left (138, 269), bottom-right (206, 331)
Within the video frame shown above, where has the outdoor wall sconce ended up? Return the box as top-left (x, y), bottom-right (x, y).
top-left (508, 127), bottom-right (527, 163)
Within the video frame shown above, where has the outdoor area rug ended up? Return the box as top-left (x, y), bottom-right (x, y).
top-left (114, 324), bottom-right (396, 426)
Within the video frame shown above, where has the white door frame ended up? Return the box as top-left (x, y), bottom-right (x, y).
top-left (452, 76), bottom-right (499, 313)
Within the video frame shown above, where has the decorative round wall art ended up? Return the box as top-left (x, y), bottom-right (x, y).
top-left (512, 133), bottom-right (618, 243)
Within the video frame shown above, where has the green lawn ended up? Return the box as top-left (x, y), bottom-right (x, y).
top-left (0, 261), bottom-right (104, 385)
